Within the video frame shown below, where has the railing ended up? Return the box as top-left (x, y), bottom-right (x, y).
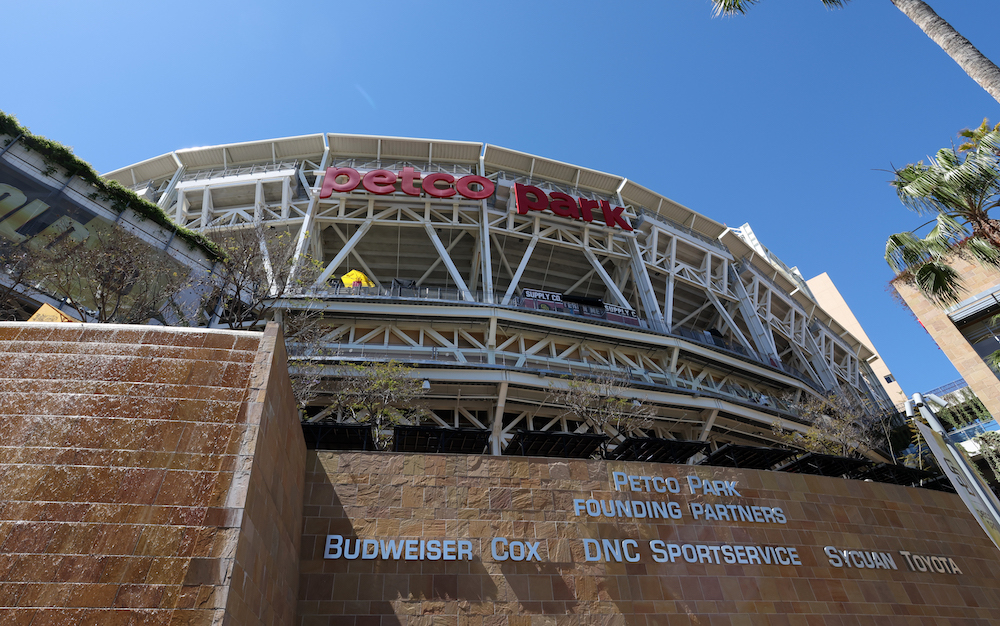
top-left (286, 342), bottom-right (798, 416)
top-left (948, 419), bottom-right (999, 444)
top-left (281, 285), bottom-right (829, 393)
top-left (181, 161), bottom-right (298, 182)
top-left (672, 326), bottom-right (751, 359)
top-left (925, 378), bottom-right (968, 397)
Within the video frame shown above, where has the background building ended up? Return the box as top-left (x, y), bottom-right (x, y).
top-left (893, 255), bottom-right (1000, 424)
top-left (806, 271), bottom-right (906, 405)
top-left (8, 126), bottom-right (1000, 625)
top-left (0, 114), bottom-right (217, 323)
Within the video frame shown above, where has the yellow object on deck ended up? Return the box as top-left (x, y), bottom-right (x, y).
top-left (340, 270), bottom-right (375, 288)
top-left (27, 303), bottom-right (81, 323)
top-left (340, 270), bottom-right (375, 287)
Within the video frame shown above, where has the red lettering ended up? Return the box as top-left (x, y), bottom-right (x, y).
top-left (548, 192), bottom-right (579, 219)
top-left (362, 169), bottom-right (397, 195)
top-left (514, 184), bottom-right (548, 215)
top-left (578, 198), bottom-right (598, 223)
top-left (319, 167), bottom-right (361, 198)
top-left (400, 167), bottom-right (422, 196)
top-left (600, 200), bottom-right (632, 231)
top-left (422, 172), bottom-right (456, 198)
top-left (455, 175), bottom-right (495, 200)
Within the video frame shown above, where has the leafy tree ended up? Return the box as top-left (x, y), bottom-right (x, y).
top-left (885, 121), bottom-right (1000, 305)
top-left (772, 390), bottom-right (885, 458)
top-left (550, 375), bottom-right (655, 445)
top-left (203, 224), bottom-right (297, 329)
top-left (710, 1), bottom-right (1000, 105)
top-left (29, 226), bottom-right (189, 324)
top-left (323, 360), bottom-right (428, 447)
top-left (0, 238), bottom-right (40, 320)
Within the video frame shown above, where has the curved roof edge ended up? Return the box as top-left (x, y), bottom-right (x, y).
top-left (104, 133), bottom-right (725, 242)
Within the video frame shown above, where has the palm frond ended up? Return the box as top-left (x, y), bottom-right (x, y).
top-left (913, 261), bottom-right (963, 305)
top-left (959, 119), bottom-right (1000, 153)
top-left (963, 236), bottom-right (1000, 267)
top-left (927, 212), bottom-right (969, 243)
top-left (710, 0), bottom-right (761, 17)
top-left (885, 232), bottom-right (932, 273)
top-left (885, 215), bottom-right (967, 273)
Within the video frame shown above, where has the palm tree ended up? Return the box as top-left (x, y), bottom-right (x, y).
top-left (711, 0), bottom-right (1000, 105)
top-left (885, 120), bottom-right (1000, 305)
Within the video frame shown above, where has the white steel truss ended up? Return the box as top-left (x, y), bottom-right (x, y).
top-left (107, 135), bottom-right (894, 458)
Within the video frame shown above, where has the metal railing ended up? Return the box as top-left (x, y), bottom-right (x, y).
top-left (181, 161), bottom-right (298, 182)
top-left (924, 378), bottom-right (969, 397)
top-left (286, 341), bottom-right (797, 416)
top-left (282, 285), bottom-right (830, 393)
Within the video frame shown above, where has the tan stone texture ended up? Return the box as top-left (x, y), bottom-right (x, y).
top-left (0, 322), bottom-right (304, 626)
top-left (894, 257), bottom-right (1000, 415)
top-left (300, 452), bottom-right (1000, 625)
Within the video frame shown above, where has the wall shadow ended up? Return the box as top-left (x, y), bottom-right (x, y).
top-left (299, 454), bottom-right (498, 624)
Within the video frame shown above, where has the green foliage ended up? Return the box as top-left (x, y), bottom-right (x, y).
top-left (937, 396), bottom-right (991, 430)
top-left (550, 375), bottom-right (654, 441)
top-left (772, 390), bottom-right (882, 459)
top-left (886, 122), bottom-right (1000, 305)
top-left (710, 0), bottom-right (847, 17)
top-left (24, 226), bottom-right (190, 324)
top-left (325, 360), bottom-right (428, 447)
top-left (0, 110), bottom-right (221, 260)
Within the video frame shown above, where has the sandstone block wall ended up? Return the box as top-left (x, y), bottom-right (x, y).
top-left (224, 325), bottom-right (307, 626)
top-left (300, 452), bottom-right (1000, 625)
top-left (0, 322), bottom-right (304, 626)
top-left (894, 257), bottom-right (1000, 414)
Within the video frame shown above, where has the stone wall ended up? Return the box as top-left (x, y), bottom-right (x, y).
top-left (300, 452), bottom-right (1000, 625)
top-left (224, 325), bottom-right (306, 625)
top-left (0, 322), bottom-right (304, 626)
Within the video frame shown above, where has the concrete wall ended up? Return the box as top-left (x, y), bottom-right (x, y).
top-left (0, 322), bottom-right (304, 626)
top-left (807, 272), bottom-right (905, 403)
top-left (301, 452), bottom-right (1000, 625)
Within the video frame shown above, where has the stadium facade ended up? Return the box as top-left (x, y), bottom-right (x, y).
top-left (104, 133), bottom-right (900, 456)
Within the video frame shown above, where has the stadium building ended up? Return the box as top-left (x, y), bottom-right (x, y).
top-left (104, 133), bottom-right (900, 457)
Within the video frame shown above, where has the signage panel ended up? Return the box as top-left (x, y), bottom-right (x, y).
top-left (917, 420), bottom-right (1000, 551)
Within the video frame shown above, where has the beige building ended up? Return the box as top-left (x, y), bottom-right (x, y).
top-left (893, 255), bottom-right (1000, 420)
top-left (807, 272), bottom-right (906, 406)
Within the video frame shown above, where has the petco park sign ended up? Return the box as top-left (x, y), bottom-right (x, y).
top-left (317, 166), bottom-right (633, 231)
top-left (319, 166), bottom-right (494, 200)
top-left (513, 183), bottom-right (633, 231)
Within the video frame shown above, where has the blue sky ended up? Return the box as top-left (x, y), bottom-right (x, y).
top-left (5, 0), bottom-right (999, 395)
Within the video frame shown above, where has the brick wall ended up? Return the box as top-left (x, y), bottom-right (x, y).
top-left (0, 322), bottom-right (303, 626)
top-left (300, 452), bottom-right (1000, 625)
top-left (894, 257), bottom-right (1000, 415)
